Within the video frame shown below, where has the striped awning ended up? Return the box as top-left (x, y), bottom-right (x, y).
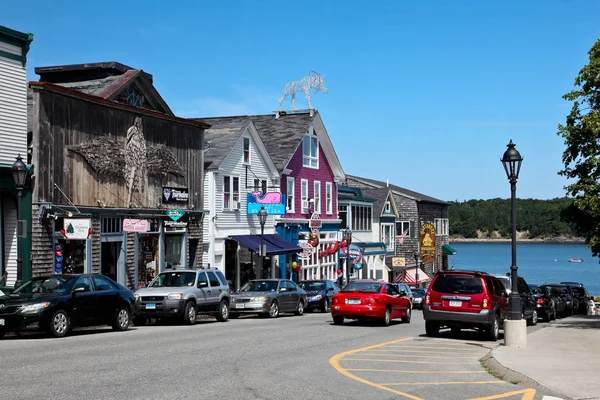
top-left (395, 266), bottom-right (431, 284)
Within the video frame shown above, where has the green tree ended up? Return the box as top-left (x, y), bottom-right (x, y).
top-left (558, 38), bottom-right (600, 255)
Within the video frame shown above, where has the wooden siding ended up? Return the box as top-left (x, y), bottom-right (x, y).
top-left (31, 89), bottom-right (204, 210)
top-left (0, 57), bottom-right (27, 166)
top-left (2, 196), bottom-right (17, 286)
top-left (31, 205), bottom-right (55, 277)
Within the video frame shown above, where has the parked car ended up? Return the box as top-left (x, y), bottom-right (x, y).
top-left (0, 274), bottom-right (135, 338)
top-left (331, 280), bottom-right (412, 326)
top-left (229, 279), bottom-right (306, 318)
top-left (424, 270), bottom-right (513, 341)
top-left (528, 283), bottom-right (562, 321)
top-left (493, 274), bottom-right (538, 323)
top-left (411, 288), bottom-right (426, 310)
top-left (544, 284), bottom-right (578, 317)
top-left (298, 280), bottom-right (338, 312)
top-left (392, 283), bottom-right (413, 309)
top-left (561, 282), bottom-right (591, 314)
top-left (134, 269), bottom-right (230, 325)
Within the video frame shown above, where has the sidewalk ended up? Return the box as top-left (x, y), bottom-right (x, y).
top-left (492, 315), bottom-right (600, 400)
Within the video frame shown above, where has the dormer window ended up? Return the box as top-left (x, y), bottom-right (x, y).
top-left (302, 132), bottom-right (318, 168)
top-left (243, 137), bottom-right (250, 164)
top-left (385, 201), bottom-right (391, 213)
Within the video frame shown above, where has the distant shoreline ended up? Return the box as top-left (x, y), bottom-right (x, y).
top-left (450, 237), bottom-right (586, 244)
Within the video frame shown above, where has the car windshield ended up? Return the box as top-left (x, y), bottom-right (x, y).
top-left (239, 280), bottom-right (279, 292)
top-left (412, 289), bottom-right (425, 297)
top-left (432, 275), bottom-right (483, 294)
top-left (528, 284), bottom-right (541, 294)
top-left (497, 277), bottom-right (510, 290)
top-left (571, 287), bottom-right (585, 296)
top-left (342, 282), bottom-right (382, 293)
top-left (547, 285), bottom-right (569, 295)
top-left (149, 272), bottom-right (196, 287)
top-left (12, 276), bottom-right (76, 295)
top-left (299, 281), bottom-right (325, 291)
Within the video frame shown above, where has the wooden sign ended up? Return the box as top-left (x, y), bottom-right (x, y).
top-left (419, 223), bottom-right (436, 261)
top-left (392, 257), bottom-right (406, 267)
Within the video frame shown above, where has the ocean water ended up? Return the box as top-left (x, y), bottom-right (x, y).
top-left (449, 243), bottom-right (600, 296)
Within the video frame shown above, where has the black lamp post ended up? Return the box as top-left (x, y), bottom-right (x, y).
top-left (11, 154), bottom-right (28, 288)
top-left (413, 252), bottom-right (420, 288)
top-left (501, 140), bottom-right (523, 320)
top-left (258, 206), bottom-right (268, 278)
top-left (344, 229), bottom-right (352, 286)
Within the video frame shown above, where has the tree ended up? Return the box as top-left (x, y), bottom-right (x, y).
top-left (558, 38), bottom-right (600, 255)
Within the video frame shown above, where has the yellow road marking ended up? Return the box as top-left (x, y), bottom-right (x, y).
top-left (346, 368), bottom-right (488, 374)
top-left (365, 348), bottom-right (489, 354)
top-left (386, 345), bottom-right (485, 351)
top-left (330, 337), bottom-right (425, 400)
top-left (382, 381), bottom-right (505, 386)
top-left (469, 388), bottom-right (537, 400)
top-left (359, 352), bottom-right (481, 359)
top-left (343, 358), bottom-right (479, 364)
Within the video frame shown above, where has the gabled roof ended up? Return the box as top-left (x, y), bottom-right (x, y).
top-left (203, 120), bottom-right (249, 169)
top-left (193, 111), bottom-right (345, 181)
top-left (347, 175), bottom-right (447, 205)
top-left (360, 188), bottom-right (399, 217)
top-left (34, 61), bottom-right (173, 115)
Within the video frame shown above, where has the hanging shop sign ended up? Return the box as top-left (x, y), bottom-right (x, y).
top-left (309, 212), bottom-right (322, 234)
top-left (60, 218), bottom-right (93, 240)
top-left (392, 257), bottom-right (406, 267)
top-left (123, 219), bottom-right (149, 233)
top-left (165, 209), bottom-right (186, 221)
top-left (419, 223), bottom-right (436, 263)
top-left (338, 244), bottom-right (364, 265)
top-left (162, 187), bottom-right (189, 204)
top-left (164, 213), bottom-right (189, 229)
top-left (297, 242), bottom-right (313, 259)
top-left (247, 192), bottom-right (286, 215)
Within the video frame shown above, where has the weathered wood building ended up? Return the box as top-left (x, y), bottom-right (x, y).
top-left (28, 62), bottom-right (209, 288)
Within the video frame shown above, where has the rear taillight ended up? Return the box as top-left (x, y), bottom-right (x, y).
top-left (536, 298), bottom-right (545, 305)
top-left (367, 297), bottom-right (378, 305)
top-left (424, 294), bottom-right (431, 306)
top-left (482, 295), bottom-right (491, 309)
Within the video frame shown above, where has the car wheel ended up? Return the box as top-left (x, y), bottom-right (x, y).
top-left (321, 298), bottom-right (330, 313)
top-left (132, 316), bottom-right (148, 326)
top-left (113, 307), bottom-right (130, 331)
top-left (269, 301), bottom-right (280, 318)
top-left (48, 310), bottom-right (70, 338)
top-left (486, 315), bottom-right (500, 341)
top-left (401, 307), bottom-right (411, 323)
top-left (425, 321), bottom-right (439, 337)
top-left (294, 300), bottom-right (304, 316)
top-left (528, 309), bottom-right (538, 326)
top-left (216, 300), bottom-right (229, 322)
top-left (183, 301), bottom-right (197, 325)
top-left (381, 307), bottom-right (391, 327)
top-left (333, 316), bottom-right (344, 325)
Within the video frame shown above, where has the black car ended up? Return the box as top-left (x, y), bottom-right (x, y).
top-left (411, 288), bottom-right (426, 310)
top-left (528, 284), bottom-right (564, 321)
top-left (544, 284), bottom-right (577, 317)
top-left (561, 282), bottom-right (591, 314)
top-left (0, 274), bottom-right (136, 338)
top-left (298, 280), bottom-right (338, 312)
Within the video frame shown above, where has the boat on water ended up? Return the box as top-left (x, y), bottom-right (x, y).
top-left (568, 258), bottom-right (584, 263)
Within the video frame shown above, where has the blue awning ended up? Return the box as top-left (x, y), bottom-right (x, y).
top-left (354, 242), bottom-right (388, 255)
top-left (230, 234), bottom-right (302, 256)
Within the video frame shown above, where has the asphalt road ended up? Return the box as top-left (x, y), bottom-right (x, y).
top-left (0, 310), bottom-right (563, 400)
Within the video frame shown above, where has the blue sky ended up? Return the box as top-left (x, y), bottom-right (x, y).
top-left (4, 0), bottom-right (599, 201)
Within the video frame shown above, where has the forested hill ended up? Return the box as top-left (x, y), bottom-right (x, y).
top-left (448, 198), bottom-right (576, 239)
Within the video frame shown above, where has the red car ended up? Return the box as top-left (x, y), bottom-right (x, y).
top-left (331, 280), bottom-right (412, 326)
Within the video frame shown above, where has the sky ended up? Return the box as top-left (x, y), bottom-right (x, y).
top-left (3, 0), bottom-right (600, 202)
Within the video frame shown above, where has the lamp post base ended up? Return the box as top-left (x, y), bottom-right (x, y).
top-left (503, 319), bottom-right (527, 348)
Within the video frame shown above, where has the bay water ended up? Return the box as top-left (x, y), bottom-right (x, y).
top-left (449, 243), bottom-right (600, 296)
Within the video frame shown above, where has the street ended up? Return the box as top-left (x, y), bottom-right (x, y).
top-left (0, 310), bottom-right (566, 400)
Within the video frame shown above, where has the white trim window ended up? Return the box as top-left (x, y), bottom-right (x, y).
top-left (253, 179), bottom-right (267, 194)
top-left (243, 137), bottom-right (250, 164)
top-left (385, 200), bottom-right (391, 213)
top-left (223, 175), bottom-right (240, 210)
top-left (396, 221), bottom-right (411, 238)
top-left (314, 181), bottom-right (321, 214)
top-left (325, 182), bottom-right (333, 214)
top-left (286, 177), bottom-right (295, 213)
top-left (381, 223), bottom-right (395, 252)
top-left (302, 134), bottom-right (319, 168)
top-left (301, 179), bottom-right (309, 213)
top-left (350, 204), bottom-right (372, 231)
top-left (434, 218), bottom-right (449, 236)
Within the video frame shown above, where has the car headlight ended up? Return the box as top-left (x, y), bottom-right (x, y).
top-left (310, 295), bottom-right (322, 301)
top-left (250, 297), bottom-right (267, 302)
top-left (134, 293), bottom-right (140, 300)
top-left (20, 302), bottom-right (51, 313)
top-left (167, 293), bottom-right (184, 300)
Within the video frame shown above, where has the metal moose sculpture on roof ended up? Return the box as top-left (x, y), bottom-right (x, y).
top-left (276, 70), bottom-right (328, 118)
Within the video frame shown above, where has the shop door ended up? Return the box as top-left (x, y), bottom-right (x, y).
top-left (101, 238), bottom-right (126, 285)
top-left (165, 234), bottom-right (185, 270)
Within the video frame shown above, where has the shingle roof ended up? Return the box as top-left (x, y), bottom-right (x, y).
top-left (196, 112), bottom-right (313, 172)
top-left (203, 119), bottom-right (249, 169)
top-left (347, 175), bottom-right (447, 205)
top-left (360, 188), bottom-right (393, 215)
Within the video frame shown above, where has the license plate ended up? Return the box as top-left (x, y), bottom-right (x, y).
top-left (235, 304), bottom-right (245, 309)
top-left (0, 318), bottom-right (4, 326)
top-left (449, 301), bottom-right (462, 307)
top-left (346, 299), bottom-right (361, 305)
top-left (146, 303), bottom-right (156, 310)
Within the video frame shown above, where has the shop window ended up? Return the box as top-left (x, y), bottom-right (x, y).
top-left (434, 218), bottom-right (449, 236)
top-left (102, 217), bottom-right (122, 233)
top-left (350, 204), bottom-right (372, 231)
top-left (224, 175), bottom-right (240, 210)
top-left (54, 239), bottom-right (86, 274)
top-left (338, 205), bottom-right (348, 229)
top-left (165, 234), bottom-right (185, 269)
top-left (138, 234), bottom-right (159, 287)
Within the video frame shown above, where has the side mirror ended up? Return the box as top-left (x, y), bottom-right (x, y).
top-left (400, 290), bottom-right (407, 297)
top-left (279, 287), bottom-right (287, 292)
top-left (197, 281), bottom-right (208, 288)
top-left (327, 287), bottom-right (334, 292)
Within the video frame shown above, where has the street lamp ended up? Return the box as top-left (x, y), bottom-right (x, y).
top-left (413, 252), bottom-right (420, 288)
top-left (258, 206), bottom-right (268, 278)
top-left (501, 140), bottom-right (523, 321)
top-left (11, 154), bottom-right (28, 288)
top-left (344, 229), bottom-right (352, 286)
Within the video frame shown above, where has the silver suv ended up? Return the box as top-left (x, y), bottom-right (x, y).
top-left (133, 269), bottom-right (230, 325)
